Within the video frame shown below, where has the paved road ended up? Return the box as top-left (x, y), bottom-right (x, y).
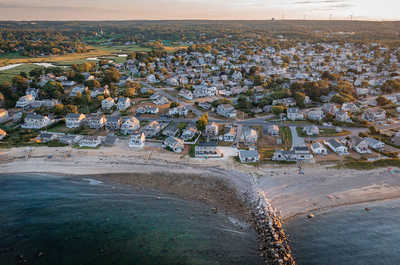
top-left (290, 126), bottom-right (306, 147)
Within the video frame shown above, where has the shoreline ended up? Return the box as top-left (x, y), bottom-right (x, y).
top-left (3, 146), bottom-right (400, 264)
top-left (2, 145), bottom-right (400, 220)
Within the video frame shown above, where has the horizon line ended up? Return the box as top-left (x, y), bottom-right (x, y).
top-left (0, 19), bottom-right (399, 22)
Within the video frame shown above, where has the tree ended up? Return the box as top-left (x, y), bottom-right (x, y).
top-left (376, 96), bottom-right (392, 106)
top-left (29, 67), bottom-right (44, 79)
top-left (196, 113), bottom-right (208, 131)
top-left (85, 79), bottom-right (101, 89)
top-left (294, 92), bottom-right (306, 108)
top-left (104, 68), bottom-right (120, 84)
top-left (125, 87), bottom-right (136, 97)
top-left (53, 104), bottom-right (65, 115)
top-left (271, 105), bottom-right (286, 116)
top-left (170, 102), bottom-right (180, 108)
top-left (41, 81), bottom-right (64, 99)
top-left (12, 75), bottom-right (29, 94)
top-left (0, 91), bottom-right (4, 107)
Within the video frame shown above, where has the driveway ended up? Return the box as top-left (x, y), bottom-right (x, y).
top-left (290, 126), bottom-right (306, 147)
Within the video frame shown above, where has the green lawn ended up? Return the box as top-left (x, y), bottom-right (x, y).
top-left (280, 126), bottom-right (292, 150)
top-left (95, 44), bottom-right (152, 53)
top-left (338, 159), bottom-right (400, 170)
top-left (0, 64), bottom-right (44, 84)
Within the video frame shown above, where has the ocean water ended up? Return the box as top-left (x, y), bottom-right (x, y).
top-left (0, 174), bottom-right (264, 265)
top-left (285, 199), bottom-right (400, 265)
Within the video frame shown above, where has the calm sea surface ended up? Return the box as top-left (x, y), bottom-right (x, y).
top-left (285, 199), bottom-right (400, 265)
top-left (0, 174), bottom-right (264, 265)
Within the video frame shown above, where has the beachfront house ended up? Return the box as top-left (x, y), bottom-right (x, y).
top-left (162, 136), bottom-right (184, 153)
top-left (238, 150), bottom-right (260, 163)
top-left (349, 136), bottom-right (371, 154)
top-left (311, 142), bottom-right (328, 155)
top-left (79, 136), bottom-right (101, 148)
top-left (129, 132), bottom-right (146, 148)
top-left (65, 113), bottom-right (86, 128)
top-left (195, 141), bottom-right (222, 158)
top-left (324, 138), bottom-right (348, 155)
top-left (365, 138), bottom-right (385, 150)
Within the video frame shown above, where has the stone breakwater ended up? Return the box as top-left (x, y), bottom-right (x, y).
top-left (250, 194), bottom-right (296, 265)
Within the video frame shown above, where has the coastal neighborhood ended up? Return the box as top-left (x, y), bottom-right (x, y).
top-left (1, 15), bottom-right (400, 265)
top-left (1, 39), bottom-right (400, 167)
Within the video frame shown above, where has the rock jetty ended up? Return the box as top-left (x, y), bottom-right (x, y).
top-left (250, 195), bottom-right (296, 265)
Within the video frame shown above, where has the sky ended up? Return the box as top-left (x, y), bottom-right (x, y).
top-left (0, 0), bottom-right (398, 21)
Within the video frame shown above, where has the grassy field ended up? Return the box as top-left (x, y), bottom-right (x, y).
top-left (296, 127), bottom-right (351, 138)
top-left (338, 159), bottom-right (400, 170)
top-left (0, 42), bottom-right (188, 68)
top-left (0, 44), bottom-right (149, 67)
top-left (0, 64), bottom-right (45, 84)
top-left (280, 126), bottom-right (292, 150)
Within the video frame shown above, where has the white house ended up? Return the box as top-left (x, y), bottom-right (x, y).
top-left (117, 97), bottom-right (131, 111)
top-left (21, 114), bottom-right (51, 129)
top-left (311, 142), bottom-right (328, 155)
top-left (129, 132), bottom-right (146, 148)
top-left (307, 109), bottom-right (324, 121)
top-left (195, 141), bottom-right (222, 158)
top-left (362, 108), bottom-right (386, 121)
top-left (162, 136), bottom-right (184, 153)
top-left (179, 89), bottom-right (193, 100)
top-left (217, 104), bottom-right (237, 118)
top-left (324, 138), bottom-right (348, 155)
top-left (15, 95), bottom-right (35, 109)
top-left (65, 113), bottom-right (86, 128)
top-left (121, 117), bottom-right (140, 135)
top-left (238, 150), bottom-right (260, 163)
top-left (102, 97), bottom-right (115, 110)
top-left (206, 122), bottom-right (219, 137)
top-left (79, 136), bottom-right (101, 148)
top-left (365, 137), bottom-right (385, 150)
top-left (287, 108), bottom-right (304, 121)
top-left (223, 126), bottom-right (237, 142)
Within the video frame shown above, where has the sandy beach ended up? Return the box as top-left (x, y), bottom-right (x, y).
top-left (1, 143), bottom-right (400, 220)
